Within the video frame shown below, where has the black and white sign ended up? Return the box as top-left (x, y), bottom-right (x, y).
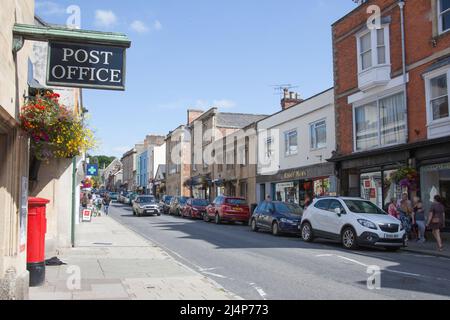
top-left (47, 42), bottom-right (126, 90)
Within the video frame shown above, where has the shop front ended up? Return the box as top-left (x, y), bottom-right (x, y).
top-left (332, 147), bottom-right (410, 210)
top-left (257, 163), bottom-right (337, 208)
top-left (333, 137), bottom-right (450, 221)
top-left (416, 137), bottom-right (450, 231)
top-left (188, 175), bottom-right (211, 200)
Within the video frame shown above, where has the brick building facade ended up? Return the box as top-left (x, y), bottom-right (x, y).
top-left (330, 0), bottom-right (450, 227)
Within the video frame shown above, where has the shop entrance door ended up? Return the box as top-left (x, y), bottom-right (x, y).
top-left (440, 179), bottom-right (450, 230)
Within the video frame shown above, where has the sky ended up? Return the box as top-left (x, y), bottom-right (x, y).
top-left (35, 0), bottom-right (358, 158)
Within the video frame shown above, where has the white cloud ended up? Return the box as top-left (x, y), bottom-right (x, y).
top-left (212, 99), bottom-right (237, 109)
top-left (130, 20), bottom-right (150, 33)
top-left (194, 99), bottom-right (236, 110)
top-left (95, 10), bottom-right (117, 27)
top-left (153, 20), bottom-right (163, 31)
top-left (35, 1), bottom-right (66, 15)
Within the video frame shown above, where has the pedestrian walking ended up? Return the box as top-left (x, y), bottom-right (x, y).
top-left (103, 195), bottom-right (111, 216)
top-left (304, 193), bottom-right (313, 209)
top-left (427, 195), bottom-right (445, 252)
top-left (81, 193), bottom-right (89, 209)
top-left (413, 197), bottom-right (426, 243)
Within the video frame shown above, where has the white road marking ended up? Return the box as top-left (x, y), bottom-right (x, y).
top-left (202, 272), bottom-right (228, 279)
top-left (318, 253), bottom-right (450, 282)
top-left (249, 282), bottom-right (268, 300)
top-left (337, 255), bottom-right (370, 267)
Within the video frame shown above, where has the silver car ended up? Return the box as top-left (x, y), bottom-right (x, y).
top-left (132, 196), bottom-right (161, 217)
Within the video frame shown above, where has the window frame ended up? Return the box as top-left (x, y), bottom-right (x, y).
top-left (438, 0), bottom-right (450, 35)
top-left (424, 67), bottom-right (450, 126)
top-left (352, 90), bottom-right (407, 152)
top-left (356, 25), bottom-right (391, 74)
top-left (284, 129), bottom-right (298, 157)
top-left (309, 118), bottom-right (327, 150)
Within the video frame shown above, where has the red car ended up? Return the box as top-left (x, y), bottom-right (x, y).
top-left (205, 196), bottom-right (250, 224)
top-left (182, 198), bottom-right (209, 219)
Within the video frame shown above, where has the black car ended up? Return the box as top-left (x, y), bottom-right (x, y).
top-left (250, 201), bottom-right (303, 236)
top-left (160, 195), bottom-right (173, 214)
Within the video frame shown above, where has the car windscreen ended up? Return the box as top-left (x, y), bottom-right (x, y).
top-left (225, 198), bottom-right (247, 206)
top-left (274, 202), bottom-right (303, 216)
top-left (164, 197), bottom-right (173, 204)
top-left (179, 197), bottom-right (188, 204)
top-left (343, 200), bottom-right (386, 215)
top-left (193, 199), bottom-right (209, 206)
top-left (138, 197), bottom-right (156, 204)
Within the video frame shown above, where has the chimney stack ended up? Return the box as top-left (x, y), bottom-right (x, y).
top-left (187, 109), bottom-right (204, 125)
top-left (281, 88), bottom-right (302, 110)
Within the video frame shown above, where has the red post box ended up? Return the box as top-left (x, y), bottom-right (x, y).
top-left (27, 197), bottom-right (50, 287)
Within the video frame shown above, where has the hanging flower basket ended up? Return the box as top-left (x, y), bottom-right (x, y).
top-left (389, 167), bottom-right (419, 191)
top-left (20, 91), bottom-right (95, 162)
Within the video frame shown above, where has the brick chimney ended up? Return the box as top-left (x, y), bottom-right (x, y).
top-left (187, 109), bottom-right (204, 125)
top-left (281, 88), bottom-right (302, 110)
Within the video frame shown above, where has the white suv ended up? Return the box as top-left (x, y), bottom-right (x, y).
top-left (300, 197), bottom-right (406, 251)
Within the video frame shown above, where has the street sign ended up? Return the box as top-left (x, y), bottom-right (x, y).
top-left (82, 209), bottom-right (92, 222)
top-left (87, 164), bottom-right (99, 177)
top-left (47, 41), bottom-right (126, 90)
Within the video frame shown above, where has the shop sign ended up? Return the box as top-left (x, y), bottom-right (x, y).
top-left (422, 162), bottom-right (450, 172)
top-left (277, 182), bottom-right (295, 189)
top-left (82, 209), bottom-right (92, 222)
top-left (281, 169), bottom-right (307, 181)
top-left (47, 42), bottom-right (126, 90)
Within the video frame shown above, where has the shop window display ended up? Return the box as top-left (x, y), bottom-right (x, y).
top-left (360, 172), bottom-right (383, 208)
top-left (421, 163), bottom-right (450, 229)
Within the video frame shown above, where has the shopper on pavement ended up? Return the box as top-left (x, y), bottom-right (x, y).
top-left (81, 193), bottom-right (89, 209)
top-left (103, 195), bottom-right (111, 216)
top-left (398, 199), bottom-right (413, 240)
top-left (388, 198), bottom-right (400, 219)
top-left (304, 194), bottom-right (313, 209)
top-left (413, 198), bottom-right (426, 243)
top-left (427, 195), bottom-right (445, 252)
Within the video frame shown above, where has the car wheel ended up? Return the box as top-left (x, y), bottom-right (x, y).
top-left (272, 221), bottom-right (280, 236)
top-left (342, 227), bottom-right (358, 250)
top-left (203, 213), bottom-right (210, 222)
top-left (301, 222), bottom-right (314, 242)
top-left (133, 209), bottom-right (136, 216)
top-left (251, 219), bottom-right (258, 232)
top-left (215, 214), bottom-right (221, 225)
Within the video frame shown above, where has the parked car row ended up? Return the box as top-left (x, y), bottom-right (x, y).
top-left (123, 192), bottom-right (408, 252)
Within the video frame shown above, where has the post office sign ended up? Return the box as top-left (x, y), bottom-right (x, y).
top-left (47, 41), bottom-right (126, 90)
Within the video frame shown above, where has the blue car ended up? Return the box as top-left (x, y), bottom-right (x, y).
top-left (250, 201), bottom-right (303, 236)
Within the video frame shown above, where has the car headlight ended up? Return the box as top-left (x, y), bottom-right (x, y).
top-left (192, 208), bottom-right (199, 211)
top-left (357, 219), bottom-right (377, 230)
top-left (280, 218), bottom-right (294, 224)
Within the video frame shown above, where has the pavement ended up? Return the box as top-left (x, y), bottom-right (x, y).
top-left (404, 232), bottom-right (450, 259)
top-left (108, 203), bottom-right (450, 300)
top-left (28, 211), bottom-right (241, 300)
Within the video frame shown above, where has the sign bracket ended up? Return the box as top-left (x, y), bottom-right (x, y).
top-left (12, 35), bottom-right (24, 54)
top-left (12, 23), bottom-right (131, 53)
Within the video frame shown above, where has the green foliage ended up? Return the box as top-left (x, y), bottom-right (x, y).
top-left (88, 155), bottom-right (116, 169)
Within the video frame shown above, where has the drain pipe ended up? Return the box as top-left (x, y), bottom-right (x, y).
top-left (398, 0), bottom-right (409, 144)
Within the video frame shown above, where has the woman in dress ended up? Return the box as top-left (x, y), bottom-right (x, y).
top-left (427, 195), bottom-right (445, 252)
top-left (398, 199), bottom-right (413, 240)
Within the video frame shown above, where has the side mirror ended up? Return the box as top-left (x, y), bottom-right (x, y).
top-left (334, 207), bottom-right (342, 216)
